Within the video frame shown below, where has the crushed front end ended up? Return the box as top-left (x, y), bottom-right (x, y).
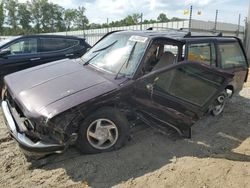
top-left (1, 89), bottom-right (71, 156)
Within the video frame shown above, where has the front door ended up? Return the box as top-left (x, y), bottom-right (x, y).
top-left (133, 62), bottom-right (233, 137)
top-left (0, 38), bottom-right (39, 88)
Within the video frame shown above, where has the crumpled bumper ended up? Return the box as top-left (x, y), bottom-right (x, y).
top-left (1, 100), bottom-right (65, 155)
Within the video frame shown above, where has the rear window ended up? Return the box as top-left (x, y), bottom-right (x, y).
top-left (218, 42), bottom-right (247, 69)
top-left (39, 38), bottom-right (79, 52)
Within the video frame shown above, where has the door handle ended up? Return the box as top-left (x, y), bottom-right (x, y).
top-left (65, 53), bottom-right (74, 57)
top-left (30, 57), bottom-right (40, 61)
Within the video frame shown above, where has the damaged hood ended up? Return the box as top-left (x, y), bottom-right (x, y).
top-left (4, 59), bottom-right (118, 118)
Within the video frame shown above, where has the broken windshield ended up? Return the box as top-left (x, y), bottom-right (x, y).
top-left (81, 32), bottom-right (148, 77)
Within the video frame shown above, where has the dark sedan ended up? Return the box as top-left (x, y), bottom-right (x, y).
top-left (0, 35), bottom-right (90, 90)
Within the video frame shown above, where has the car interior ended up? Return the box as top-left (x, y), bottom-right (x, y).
top-left (142, 41), bottom-right (180, 74)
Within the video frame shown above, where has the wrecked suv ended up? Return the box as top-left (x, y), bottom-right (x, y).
top-left (1, 29), bottom-right (248, 156)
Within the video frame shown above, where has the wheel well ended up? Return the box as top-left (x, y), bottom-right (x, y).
top-left (76, 103), bottom-right (123, 123)
top-left (225, 85), bottom-right (234, 97)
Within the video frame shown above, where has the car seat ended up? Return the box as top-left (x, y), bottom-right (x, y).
top-left (152, 51), bottom-right (175, 71)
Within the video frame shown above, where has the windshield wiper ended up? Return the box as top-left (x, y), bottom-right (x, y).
top-left (125, 42), bottom-right (137, 68)
top-left (115, 42), bottom-right (137, 80)
top-left (82, 53), bottom-right (99, 66)
top-left (92, 40), bottom-right (117, 53)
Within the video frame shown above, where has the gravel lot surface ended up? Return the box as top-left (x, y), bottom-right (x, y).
top-left (0, 86), bottom-right (250, 188)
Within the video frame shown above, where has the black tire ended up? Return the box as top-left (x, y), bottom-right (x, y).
top-left (211, 91), bottom-right (227, 116)
top-left (76, 107), bottom-right (130, 154)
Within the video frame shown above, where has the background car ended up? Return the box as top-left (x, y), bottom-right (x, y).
top-left (0, 35), bottom-right (91, 90)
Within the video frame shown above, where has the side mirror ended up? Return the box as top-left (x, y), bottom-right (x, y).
top-left (0, 49), bottom-right (11, 58)
top-left (146, 81), bottom-right (156, 100)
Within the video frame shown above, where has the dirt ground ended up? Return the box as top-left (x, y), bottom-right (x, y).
top-left (0, 87), bottom-right (250, 188)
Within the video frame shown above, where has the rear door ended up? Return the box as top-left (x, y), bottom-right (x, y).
top-left (217, 40), bottom-right (248, 93)
top-left (133, 62), bottom-right (233, 137)
top-left (38, 37), bottom-right (80, 63)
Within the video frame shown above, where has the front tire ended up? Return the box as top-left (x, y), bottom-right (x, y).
top-left (76, 107), bottom-right (130, 154)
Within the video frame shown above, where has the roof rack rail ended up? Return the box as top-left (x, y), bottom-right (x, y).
top-left (180, 28), bottom-right (223, 37)
top-left (184, 32), bottom-right (191, 37)
top-left (147, 27), bottom-right (224, 38)
top-left (183, 32), bottom-right (223, 38)
top-left (217, 32), bottom-right (223, 37)
top-left (147, 27), bottom-right (184, 32)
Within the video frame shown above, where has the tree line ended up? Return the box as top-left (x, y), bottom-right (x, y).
top-left (0, 0), bottom-right (183, 36)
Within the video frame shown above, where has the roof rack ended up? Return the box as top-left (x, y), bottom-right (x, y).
top-left (146, 27), bottom-right (223, 38)
top-left (180, 28), bottom-right (223, 37)
top-left (183, 32), bottom-right (223, 38)
top-left (146, 27), bottom-right (185, 32)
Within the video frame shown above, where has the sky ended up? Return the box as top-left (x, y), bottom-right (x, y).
top-left (18, 0), bottom-right (249, 25)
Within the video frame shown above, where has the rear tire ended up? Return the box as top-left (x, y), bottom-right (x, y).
top-left (211, 91), bottom-right (227, 116)
top-left (76, 107), bottom-right (130, 154)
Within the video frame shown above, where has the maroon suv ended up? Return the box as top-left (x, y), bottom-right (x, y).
top-left (1, 30), bottom-right (248, 156)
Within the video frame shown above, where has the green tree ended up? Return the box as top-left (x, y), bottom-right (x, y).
top-left (124, 15), bottom-right (134, 25)
top-left (157, 13), bottom-right (169, 22)
top-left (123, 13), bottom-right (142, 25)
top-left (5, 0), bottom-right (18, 33)
top-left (30, 0), bottom-right (43, 33)
top-left (89, 23), bottom-right (101, 29)
top-left (40, 0), bottom-right (51, 32)
top-left (170, 17), bottom-right (182, 21)
top-left (75, 6), bottom-right (89, 30)
top-left (143, 19), bottom-right (150, 24)
top-left (45, 3), bottom-right (65, 32)
top-left (132, 13), bottom-right (141, 24)
top-left (18, 3), bottom-right (32, 33)
top-left (0, 3), bottom-right (4, 34)
top-left (52, 4), bottom-right (65, 32)
top-left (64, 8), bottom-right (77, 31)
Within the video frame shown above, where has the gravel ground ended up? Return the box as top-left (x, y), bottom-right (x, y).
top-left (0, 86), bottom-right (250, 188)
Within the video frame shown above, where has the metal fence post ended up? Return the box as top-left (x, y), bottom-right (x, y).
top-left (107, 18), bottom-right (109, 33)
top-left (213, 10), bottom-right (218, 32)
top-left (188, 5), bottom-right (193, 32)
top-left (140, 13), bottom-right (143, 30)
top-left (237, 14), bottom-right (241, 37)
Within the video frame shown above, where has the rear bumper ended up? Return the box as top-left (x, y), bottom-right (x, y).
top-left (1, 100), bottom-right (65, 155)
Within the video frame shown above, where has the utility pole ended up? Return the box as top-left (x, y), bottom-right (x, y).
top-left (188, 5), bottom-right (193, 32)
top-left (244, 17), bottom-right (247, 48)
top-left (107, 18), bottom-right (109, 33)
top-left (140, 13), bottom-right (143, 30)
top-left (213, 9), bottom-right (218, 32)
top-left (237, 14), bottom-right (241, 37)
